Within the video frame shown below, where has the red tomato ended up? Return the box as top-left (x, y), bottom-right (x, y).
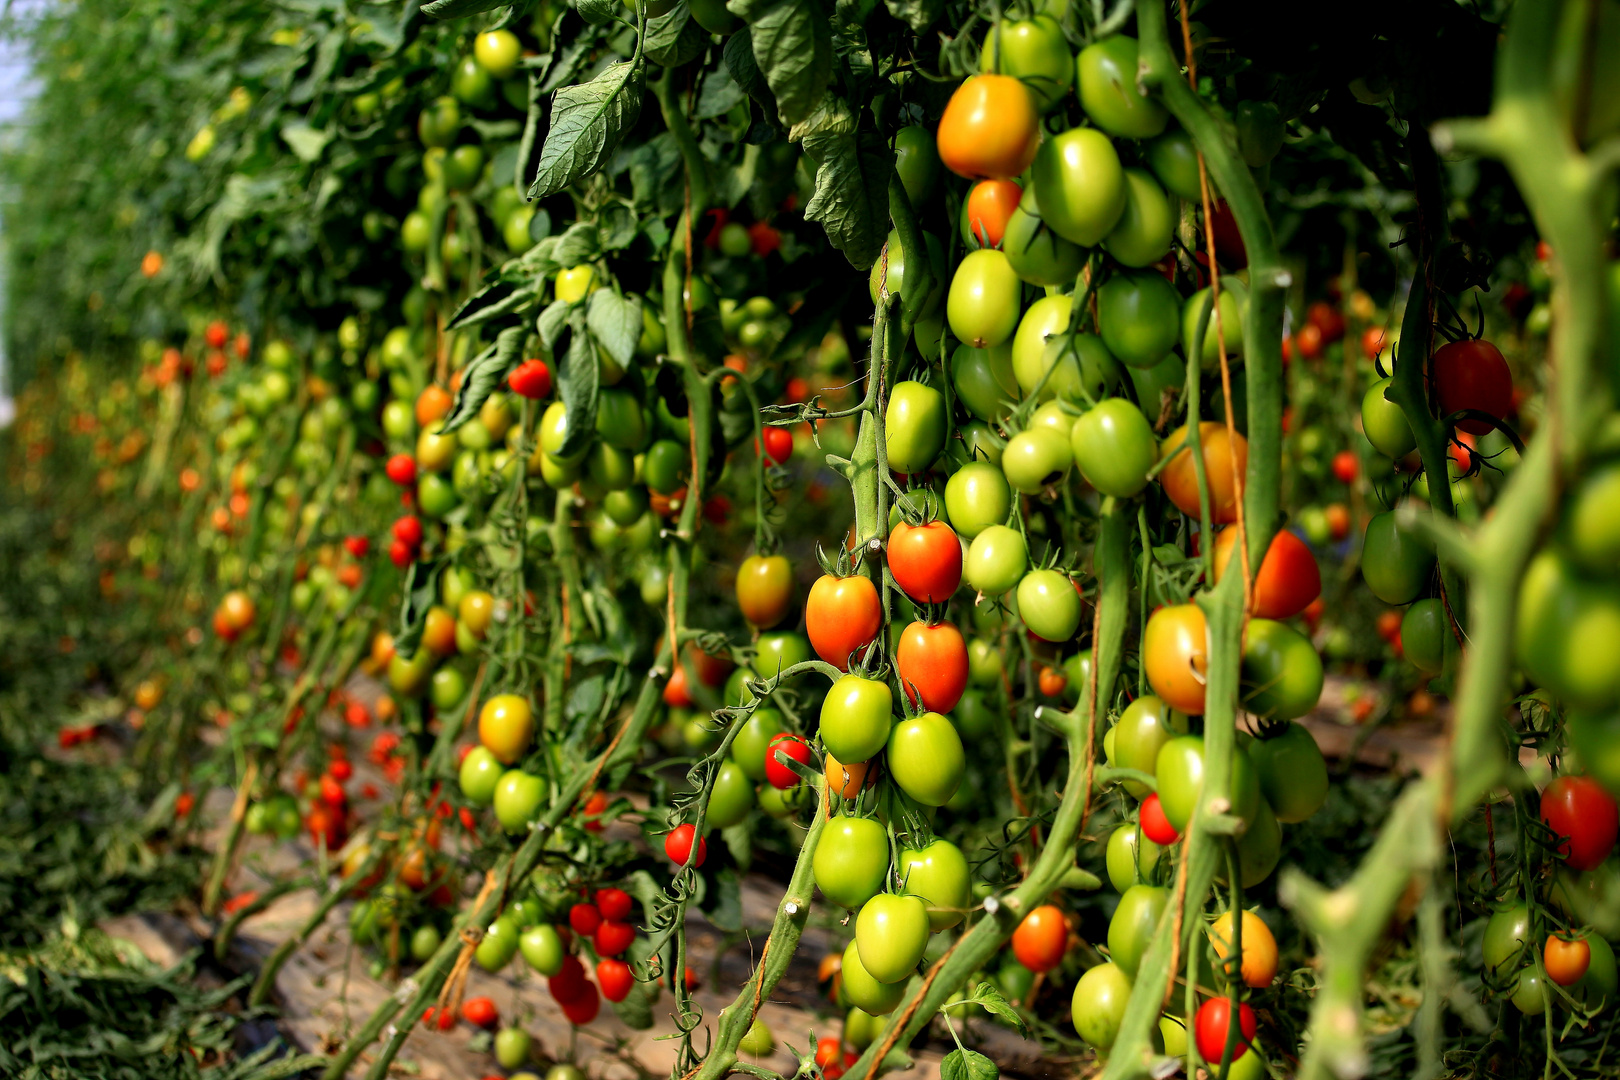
top-left (594, 920), bottom-right (635, 957)
top-left (461, 996), bottom-right (499, 1029)
top-left (422, 1006), bottom-right (457, 1031)
top-left (665, 823), bottom-right (707, 868)
top-left (205, 320), bottom-right (229, 349)
top-left (1331, 450), bottom-right (1358, 484)
top-left (560, 981), bottom-right (600, 1025)
top-left (569, 902), bottom-right (602, 936)
top-left (1361, 326), bottom-right (1388, 360)
top-left (894, 620), bottom-right (969, 713)
top-left (1324, 503), bottom-right (1350, 541)
top-left (596, 887), bottom-right (632, 921)
top-left (806, 574), bottom-right (883, 671)
top-left (889, 521), bottom-right (963, 604)
top-left (1540, 775), bottom-right (1618, 870)
top-left (1195, 997), bottom-right (1256, 1062)
top-left (1140, 792), bottom-right (1179, 845)
top-left (582, 790), bottom-right (608, 832)
top-left (1433, 339), bottom-right (1512, 435)
top-left (966, 179), bottom-right (1022, 246)
top-left (389, 539), bottom-right (414, 568)
top-left (1306, 300), bottom-right (1345, 344)
top-left (663, 662), bottom-right (695, 708)
top-left (749, 221), bottom-right (782, 257)
top-left (758, 426), bottom-right (793, 464)
top-left (1295, 323), bottom-right (1324, 360)
top-left (598, 958), bottom-right (634, 1002)
top-left (550, 954), bottom-right (590, 1003)
top-left (345, 702), bottom-right (371, 728)
top-left (816, 1037), bottom-right (845, 1070)
top-left (344, 535), bottom-right (370, 559)
top-left (1211, 527), bottom-right (1321, 619)
top-left (1011, 904), bottom-right (1068, 972)
top-left (1375, 609), bottom-right (1403, 643)
top-left (765, 733), bottom-right (813, 789)
top-left (1037, 666), bottom-right (1068, 698)
top-left (509, 358), bottom-right (553, 398)
top-left (386, 453), bottom-right (417, 486)
top-left (222, 890), bottom-right (259, 915)
top-left (1450, 431), bottom-right (1476, 472)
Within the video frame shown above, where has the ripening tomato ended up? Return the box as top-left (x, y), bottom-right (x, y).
top-left (737, 554), bottom-right (794, 628)
top-left (1143, 604), bottom-right (1209, 714)
top-left (888, 520), bottom-right (963, 603)
top-left (664, 823), bottom-right (707, 867)
top-left (806, 574), bottom-right (882, 671)
top-left (1159, 423), bottom-right (1248, 524)
top-left (964, 179), bottom-right (1023, 247)
top-left (1209, 910), bottom-right (1278, 988)
top-left (1071, 962), bottom-right (1132, 1051)
top-left (479, 694), bottom-right (534, 764)
top-left (895, 621), bottom-right (969, 713)
top-left (1545, 935), bottom-right (1592, 987)
top-left (1011, 904), bottom-right (1068, 972)
top-left (1194, 997), bottom-right (1256, 1063)
top-left (936, 74), bottom-right (1040, 180)
top-left (887, 711), bottom-right (966, 806)
top-left (1031, 127), bottom-right (1126, 246)
top-left (979, 16), bottom-right (1073, 112)
top-left (1433, 339), bottom-right (1512, 435)
top-left (1211, 527), bottom-right (1319, 619)
top-left (1540, 774), bottom-right (1619, 870)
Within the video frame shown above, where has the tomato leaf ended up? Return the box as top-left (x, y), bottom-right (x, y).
top-left (439, 326), bottom-right (525, 433)
top-left (556, 308), bottom-right (600, 458)
top-left (969, 983), bottom-right (1029, 1036)
top-left (696, 63), bottom-right (746, 120)
top-left (279, 122), bottom-right (331, 162)
top-left (645, 1), bottom-right (707, 68)
top-left (940, 1048), bottom-right (999, 1080)
top-left (575, 0), bottom-right (621, 25)
top-left (882, 0), bottom-right (942, 32)
top-left (727, 0), bottom-right (832, 128)
top-left (393, 558), bottom-right (443, 658)
top-left (795, 96), bottom-right (892, 270)
top-left (538, 298), bottom-right (572, 352)
top-left (420, 0), bottom-right (513, 19)
top-left (552, 219), bottom-right (603, 267)
top-left (529, 59), bottom-right (644, 200)
top-left (587, 289), bottom-right (641, 369)
top-left (722, 29), bottom-right (777, 116)
top-left (610, 969), bottom-right (656, 1030)
top-left (445, 279), bottom-right (536, 332)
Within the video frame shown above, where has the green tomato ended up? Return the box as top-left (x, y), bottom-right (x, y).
top-left (947, 250), bottom-right (1022, 349)
top-left (894, 125), bottom-right (941, 207)
top-left (1482, 904), bottom-right (1531, 975)
top-left (643, 438), bottom-right (687, 495)
top-left (1077, 35), bottom-right (1167, 137)
top-left (411, 923), bottom-right (443, 962)
top-left (959, 421), bottom-right (1007, 468)
top-left (586, 442), bottom-right (636, 491)
top-left (418, 96), bottom-right (461, 148)
top-left (1098, 271), bottom-right (1182, 369)
top-left (382, 400), bottom-right (416, 441)
top-left (708, 760), bottom-right (755, 829)
top-left (1127, 351), bottom-right (1186, 417)
top-left (718, 222), bottom-right (752, 258)
top-left (887, 712), bottom-right (966, 807)
top-left (1003, 186), bottom-right (1086, 286)
top-left (820, 674), bottom-right (894, 764)
top-left (753, 633), bottom-right (811, 681)
top-left (1511, 968), bottom-right (1549, 1015)
top-left (841, 939), bottom-right (907, 1015)
top-left (1225, 795), bottom-right (1282, 888)
top-left (965, 525), bottom-right (1028, 596)
top-left (443, 144), bottom-right (485, 190)
top-left (495, 1029), bottom-right (532, 1070)
top-left (845, 1007), bottom-right (880, 1050)
top-left (979, 16), bottom-right (1074, 112)
top-left (952, 342), bottom-right (1019, 422)
top-left (759, 782), bottom-right (812, 819)
top-left (1111, 694), bottom-right (1185, 797)
top-left (1235, 100), bottom-right (1285, 168)
top-left (1105, 823), bottom-right (1162, 892)
top-left (596, 388), bottom-right (646, 451)
top-left (476, 29), bottom-right (523, 78)
top-left (519, 924), bottom-right (566, 974)
top-left (1108, 884), bottom-right (1169, 978)
top-left (1031, 127), bottom-right (1126, 246)
top-left (1001, 428), bottom-right (1072, 494)
top-left (1247, 721), bottom-right (1328, 824)
top-left (459, 745), bottom-right (504, 805)
top-left (1361, 377), bottom-right (1416, 457)
top-left (1154, 734), bottom-right (1260, 833)
top-left (1145, 127), bottom-right (1202, 200)
top-left (452, 56), bottom-right (497, 109)
top-left (898, 840), bottom-right (971, 932)
top-left (1012, 298), bottom-right (1120, 403)
top-left (1103, 168), bottom-right (1174, 268)
top-left (539, 401), bottom-right (586, 463)
top-left (1401, 598), bottom-right (1451, 675)
top-left (967, 637), bottom-right (1004, 687)
top-left (504, 206), bottom-right (537, 252)
top-left (1518, 548), bottom-right (1620, 707)
top-left (730, 707), bottom-right (787, 781)
top-left (953, 686), bottom-right (999, 738)
top-left (856, 894), bottom-right (931, 984)
top-left (1071, 962), bottom-right (1132, 1051)
top-left (475, 914), bottom-right (521, 971)
top-left (1567, 710), bottom-right (1620, 797)
top-left (417, 473), bottom-right (460, 518)
top-left (1017, 569), bottom-right (1081, 641)
top-left (1183, 282), bottom-right (1247, 370)
top-left (1362, 511), bottom-right (1436, 606)
top-left (1072, 397), bottom-right (1157, 498)
top-left (1581, 935), bottom-right (1618, 1007)
top-left (493, 770), bottom-right (547, 833)
top-left (944, 462), bottom-right (1012, 538)
top-left (738, 1017), bottom-right (775, 1057)
top-left (814, 815), bottom-right (890, 909)
top-left (885, 381), bottom-right (947, 474)
top-left (605, 486), bottom-right (649, 526)
top-left (1239, 618), bottom-right (1323, 721)
top-left (1563, 460), bottom-right (1620, 575)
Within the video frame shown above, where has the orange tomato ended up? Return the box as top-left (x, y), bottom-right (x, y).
top-left (421, 605), bottom-right (458, 655)
top-left (1208, 910), bottom-right (1278, 988)
top-left (966, 179), bottom-right (1023, 247)
top-left (825, 751), bottom-right (871, 799)
top-left (805, 574), bottom-right (882, 670)
top-left (1159, 422), bottom-right (1248, 524)
top-left (1211, 527), bottom-right (1321, 619)
top-left (1544, 934), bottom-right (1591, 986)
top-left (1143, 604), bottom-right (1208, 714)
top-left (1010, 903), bottom-right (1068, 972)
top-left (894, 620), bottom-right (969, 713)
top-left (1037, 666), bottom-right (1068, 698)
top-left (736, 553), bottom-right (794, 628)
top-left (415, 384), bottom-right (453, 427)
top-left (937, 75), bottom-right (1040, 180)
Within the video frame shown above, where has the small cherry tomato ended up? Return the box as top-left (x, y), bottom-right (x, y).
top-left (1139, 792), bottom-right (1179, 845)
top-left (665, 823), bottom-right (707, 867)
top-left (764, 733), bottom-right (813, 789)
top-left (1194, 996), bottom-right (1256, 1063)
top-left (1011, 904), bottom-right (1068, 973)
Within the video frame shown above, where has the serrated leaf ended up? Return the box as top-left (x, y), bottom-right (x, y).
top-left (529, 60), bottom-right (645, 199)
top-left (723, 30), bottom-right (776, 115)
top-left (576, 0), bottom-right (621, 24)
top-left (970, 983), bottom-right (1029, 1036)
top-left (797, 98), bottom-right (891, 270)
top-left (444, 280), bottom-right (537, 332)
top-left (882, 0), bottom-right (941, 31)
top-left (393, 559), bottom-right (443, 658)
top-left (538, 298), bottom-right (572, 352)
top-left (421, 0), bottom-right (511, 17)
top-left (940, 1049), bottom-right (998, 1080)
top-left (557, 309), bottom-right (601, 458)
top-left (440, 327), bottom-right (525, 433)
top-left (587, 290), bottom-right (641, 368)
top-left (728, 0), bottom-right (832, 127)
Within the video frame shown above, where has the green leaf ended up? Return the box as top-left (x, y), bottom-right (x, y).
top-left (970, 983), bottom-right (1030, 1036)
top-left (393, 559), bottom-right (443, 658)
top-left (556, 309), bottom-right (600, 458)
top-left (420, 0), bottom-right (512, 18)
top-left (610, 976), bottom-right (656, 1030)
top-left (940, 1049), bottom-right (999, 1080)
top-left (645, 1), bottom-right (707, 67)
top-left (696, 63), bottom-right (747, 120)
top-left (795, 96), bottom-right (892, 270)
top-left (552, 220), bottom-right (603, 267)
top-left (279, 122), bottom-right (332, 162)
top-left (538, 298), bottom-right (573, 352)
top-left (588, 290), bottom-right (641, 369)
top-left (445, 279), bottom-right (537, 332)
top-left (728, 0), bottom-right (832, 127)
top-left (529, 60), bottom-right (645, 199)
top-left (723, 29), bottom-right (777, 116)
top-left (576, 0), bottom-right (621, 25)
top-left (440, 327), bottom-right (525, 433)
top-left (882, 0), bottom-right (941, 32)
